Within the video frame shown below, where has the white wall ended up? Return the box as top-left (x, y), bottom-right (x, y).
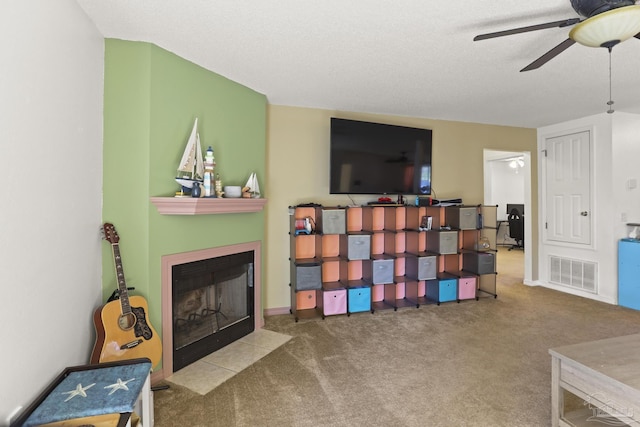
top-left (611, 113), bottom-right (640, 238)
top-left (0, 1), bottom-right (103, 422)
top-left (486, 159), bottom-right (525, 221)
top-left (536, 113), bottom-right (640, 305)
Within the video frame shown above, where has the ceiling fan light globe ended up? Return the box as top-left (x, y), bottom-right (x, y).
top-left (571, 0), bottom-right (636, 18)
top-left (569, 5), bottom-right (640, 47)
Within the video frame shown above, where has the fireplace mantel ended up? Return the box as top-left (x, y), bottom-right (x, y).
top-left (150, 197), bottom-right (267, 215)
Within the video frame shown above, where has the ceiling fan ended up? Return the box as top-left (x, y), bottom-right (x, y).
top-left (474, 0), bottom-right (640, 72)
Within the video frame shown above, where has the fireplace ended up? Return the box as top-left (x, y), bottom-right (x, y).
top-left (161, 241), bottom-right (263, 378)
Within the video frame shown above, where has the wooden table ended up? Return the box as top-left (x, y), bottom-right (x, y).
top-left (549, 334), bottom-right (640, 426)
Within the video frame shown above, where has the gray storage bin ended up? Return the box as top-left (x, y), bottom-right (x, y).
top-left (447, 206), bottom-right (478, 230)
top-left (342, 234), bottom-right (371, 260)
top-left (321, 208), bottom-right (346, 235)
top-left (295, 265), bottom-right (322, 290)
top-left (462, 252), bottom-right (495, 275)
top-left (426, 230), bottom-right (458, 255)
top-left (372, 259), bottom-right (394, 284)
top-left (406, 255), bottom-right (438, 280)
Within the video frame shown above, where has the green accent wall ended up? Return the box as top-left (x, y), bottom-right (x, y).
top-left (103, 40), bottom-right (267, 370)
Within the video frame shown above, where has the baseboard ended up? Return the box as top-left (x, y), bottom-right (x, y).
top-left (264, 306), bottom-right (291, 317)
top-left (535, 280), bottom-right (616, 305)
top-left (151, 368), bottom-right (165, 384)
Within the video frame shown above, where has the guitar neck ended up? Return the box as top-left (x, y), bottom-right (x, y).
top-left (112, 243), bottom-right (131, 314)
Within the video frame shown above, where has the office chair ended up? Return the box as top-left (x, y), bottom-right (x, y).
top-left (508, 208), bottom-right (524, 251)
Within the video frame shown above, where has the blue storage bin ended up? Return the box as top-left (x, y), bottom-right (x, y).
top-left (348, 287), bottom-right (371, 313)
top-left (426, 277), bottom-right (457, 304)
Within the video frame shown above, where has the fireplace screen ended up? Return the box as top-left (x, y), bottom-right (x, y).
top-left (172, 250), bottom-right (254, 371)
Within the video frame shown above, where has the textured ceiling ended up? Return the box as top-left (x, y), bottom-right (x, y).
top-left (76, 0), bottom-right (640, 128)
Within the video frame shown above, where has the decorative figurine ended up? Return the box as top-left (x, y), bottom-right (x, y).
top-left (215, 173), bottom-right (224, 198)
top-left (191, 182), bottom-right (202, 198)
top-left (203, 146), bottom-right (216, 197)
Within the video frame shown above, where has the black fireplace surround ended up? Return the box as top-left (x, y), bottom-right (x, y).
top-left (171, 250), bottom-right (255, 371)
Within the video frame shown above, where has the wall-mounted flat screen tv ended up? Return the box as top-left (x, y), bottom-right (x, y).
top-left (330, 118), bottom-right (433, 195)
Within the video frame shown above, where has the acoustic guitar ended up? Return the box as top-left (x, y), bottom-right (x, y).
top-left (90, 223), bottom-right (162, 369)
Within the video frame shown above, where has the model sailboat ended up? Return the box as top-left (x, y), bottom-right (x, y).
top-left (244, 172), bottom-right (261, 198)
top-left (175, 118), bottom-right (204, 189)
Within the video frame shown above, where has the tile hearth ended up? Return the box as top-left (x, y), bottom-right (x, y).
top-left (165, 328), bottom-right (291, 395)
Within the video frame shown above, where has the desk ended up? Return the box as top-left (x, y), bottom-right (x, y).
top-left (549, 334), bottom-right (640, 426)
top-left (13, 358), bottom-right (153, 427)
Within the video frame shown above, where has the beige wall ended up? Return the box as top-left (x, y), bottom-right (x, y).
top-left (265, 105), bottom-right (538, 311)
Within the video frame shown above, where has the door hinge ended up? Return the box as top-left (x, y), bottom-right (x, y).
top-left (545, 222), bottom-right (548, 229)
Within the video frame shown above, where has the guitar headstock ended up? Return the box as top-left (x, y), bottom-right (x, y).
top-left (101, 223), bottom-right (120, 244)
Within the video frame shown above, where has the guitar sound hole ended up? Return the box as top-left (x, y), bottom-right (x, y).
top-left (118, 313), bottom-right (136, 330)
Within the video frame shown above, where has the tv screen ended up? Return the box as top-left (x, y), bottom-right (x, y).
top-left (330, 118), bottom-right (433, 195)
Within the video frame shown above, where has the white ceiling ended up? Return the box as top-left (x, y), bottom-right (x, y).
top-left (76, 0), bottom-right (640, 128)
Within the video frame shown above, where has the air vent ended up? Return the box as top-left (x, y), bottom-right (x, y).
top-left (549, 256), bottom-right (597, 293)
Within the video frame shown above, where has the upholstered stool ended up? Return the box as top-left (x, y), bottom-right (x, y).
top-left (14, 358), bottom-right (152, 427)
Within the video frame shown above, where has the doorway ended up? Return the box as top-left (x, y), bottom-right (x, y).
top-left (483, 149), bottom-right (532, 284)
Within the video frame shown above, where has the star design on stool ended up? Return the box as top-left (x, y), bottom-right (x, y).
top-left (104, 378), bottom-right (136, 395)
top-left (62, 383), bottom-right (96, 402)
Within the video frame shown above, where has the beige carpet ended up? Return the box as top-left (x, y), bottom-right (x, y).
top-left (153, 248), bottom-right (640, 426)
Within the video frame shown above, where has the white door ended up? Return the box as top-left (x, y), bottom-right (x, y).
top-left (544, 131), bottom-right (591, 245)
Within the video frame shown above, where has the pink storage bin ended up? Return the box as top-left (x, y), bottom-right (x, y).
top-left (458, 276), bottom-right (477, 300)
top-left (323, 289), bottom-right (347, 316)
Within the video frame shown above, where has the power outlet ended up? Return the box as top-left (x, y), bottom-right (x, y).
top-left (622, 212), bottom-right (628, 222)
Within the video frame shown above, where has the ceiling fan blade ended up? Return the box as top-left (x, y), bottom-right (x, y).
top-left (474, 18), bottom-right (580, 41)
top-left (635, 32), bottom-right (640, 39)
top-left (520, 38), bottom-right (576, 72)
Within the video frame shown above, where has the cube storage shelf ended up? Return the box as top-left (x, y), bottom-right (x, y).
top-left (289, 204), bottom-right (498, 321)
